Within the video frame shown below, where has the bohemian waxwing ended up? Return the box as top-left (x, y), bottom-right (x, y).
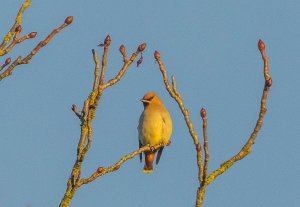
top-left (138, 92), bottom-right (172, 173)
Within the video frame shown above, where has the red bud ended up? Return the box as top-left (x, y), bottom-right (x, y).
top-left (15, 25), bottom-right (22, 33)
top-left (5, 57), bottom-right (11, 65)
top-left (154, 50), bottom-right (160, 60)
top-left (28, 32), bottom-right (37, 38)
top-left (71, 104), bottom-right (78, 112)
top-left (104, 35), bottom-right (111, 46)
top-left (265, 78), bottom-right (272, 87)
top-left (119, 45), bottom-right (125, 54)
top-left (65, 16), bottom-right (73, 25)
top-left (137, 55), bottom-right (143, 67)
top-left (200, 108), bottom-right (206, 118)
top-left (97, 167), bottom-right (104, 173)
top-left (137, 43), bottom-right (146, 52)
top-left (196, 143), bottom-right (201, 152)
top-left (258, 39), bottom-right (265, 51)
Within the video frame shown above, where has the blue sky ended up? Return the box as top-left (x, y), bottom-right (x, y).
top-left (1, 0), bottom-right (299, 206)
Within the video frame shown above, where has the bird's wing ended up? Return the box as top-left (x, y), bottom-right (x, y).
top-left (156, 114), bottom-right (168, 165)
top-left (156, 147), bottom-right (164, 165)
top-left (139, 140), bottom-right (142, 163)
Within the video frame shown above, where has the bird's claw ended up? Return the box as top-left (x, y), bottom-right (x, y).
top-left (150, 146), bottom-right (155, 152)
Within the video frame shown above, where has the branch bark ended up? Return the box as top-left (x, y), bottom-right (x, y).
top-left (0, 0), bottom-right (73, 81)
top-left (59, 37), bottom-right (149, 207)
top-left (154, 39), bottom-right (272, 207)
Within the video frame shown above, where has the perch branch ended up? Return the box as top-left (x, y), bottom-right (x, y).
top-left (78, 143), bottom-right (166, 186)
top-left (60, 37), bottom-right (146, 207)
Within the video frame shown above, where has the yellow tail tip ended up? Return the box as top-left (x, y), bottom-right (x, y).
top-left (143, 169), bottom-right (153, 173)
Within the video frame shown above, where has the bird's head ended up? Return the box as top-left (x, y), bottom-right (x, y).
top-left (140, 92), bottom-right (163, 108)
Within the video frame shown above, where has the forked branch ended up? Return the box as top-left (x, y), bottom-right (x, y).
top-left (154, 39), bottom-right (272, 207)
top-left (60, 37), bottom-right (158, 207)
top-left (0, 0), bottom-right (73, 81)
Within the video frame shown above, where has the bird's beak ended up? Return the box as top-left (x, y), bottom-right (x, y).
top-left (140, 99), bottom-right (150, 103)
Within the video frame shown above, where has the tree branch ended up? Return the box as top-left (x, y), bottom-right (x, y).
top-left (60, 37), bottom-right (146, 207)
top-left (155, 39), bottom-right (272, 207)
top-left (0, 0), bottom-right (73, 81)
top-left (78, 143), bottom-right (166, 186)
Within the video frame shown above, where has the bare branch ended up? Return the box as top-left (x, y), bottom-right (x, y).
top-left (200, 108), bottom-right (209, 183)
top-left (154, 50), bottom-right (204, 185)
top-left (0, 1), bottom-right (73, 81)
top-left (155, 39), bottom-right (272, 207)
top-left (205, 39), bottom-right (272, 186)
top-left (60, 38), bottom-right (146, 207)
top-left (0, 0), bottom-right (31, 50)
top-left (78, 143), bottom-right (166, 186)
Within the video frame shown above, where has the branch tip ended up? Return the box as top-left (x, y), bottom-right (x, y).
top-left (119, 44), bottom-right (125, 54)
top-left (28, 32), bottom-right (37, 38)
top-left (98, 35), bottom-right (111, 47)
top-left (258, 39), bottom-right (265, 52)
top-left (71, 104), bottom-right (78, 113)
top-left (137, 43), bottom-right (146, 52)
top-left (5, 58), bottom-right (11, 65)
top-left (200, 108), bottom-right (206, 118)
top-left (154, 50), bottom-right (160, 60)
top-left (65, 16), bottom-right (73, 25)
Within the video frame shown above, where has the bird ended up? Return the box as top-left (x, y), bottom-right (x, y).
top-left (138, 92), bottom-right (172, 173)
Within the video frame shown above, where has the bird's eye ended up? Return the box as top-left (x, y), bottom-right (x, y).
top-left (148, 96), bottom-right (154, 101)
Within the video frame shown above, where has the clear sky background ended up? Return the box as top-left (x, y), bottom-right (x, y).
top-left (1, 0), bottom-right (299, 206)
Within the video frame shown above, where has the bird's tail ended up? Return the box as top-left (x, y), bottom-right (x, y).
top-left (143, 151), bottom-right (155, 173)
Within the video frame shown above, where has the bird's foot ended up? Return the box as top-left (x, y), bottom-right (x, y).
top-left (150, 146), bottom-right (155, 152)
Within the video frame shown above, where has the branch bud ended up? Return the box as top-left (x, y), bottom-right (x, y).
top-left (196, 143), bottom-right (201, 152)
top-left (137, 43), bottom-right (146, 52)
top-left (265, 78), bottom-right (272, 87)
top-left (200, 108), bottom-right (206, 118)
top-left (28, 32), bottom-right (37, 38)
top-left (71, 104), bottom-right (78, 113)
top-left (137, 55), bottom-right (143, 67)
top-left (104, 35), bottom-right (111, 46)
top-left (99, 35), bottom-right (111, 47)
top-left (97, 167), bottom-right (104, 173)
top-left (5, 57), bottom-right (11, 65)
top-left (119, 44), bottom-right (125, 54)
top-left (258, 39), bottom-right (265, 52)
top-left (154, 50), bottom-right (160, 60)
top-left (65, 16), bottom-right (73, 25)
top-left (15, 25), bottom-right (22, 33)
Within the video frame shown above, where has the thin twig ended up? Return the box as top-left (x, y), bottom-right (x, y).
top-left (205, 39), bottom-right (272, 186)
top-left (155, 39), bottom-right (271, 207)
top-left (0, 15), bottom-right (73, 81)
top-left (0, 0), bottom-right (31, 50)
top-left (154, 51), bottom-right (204, 184)
top-left (200, 108), bottom-right (209, 183)
top-left (78, 143), bottom-right (166, 186)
